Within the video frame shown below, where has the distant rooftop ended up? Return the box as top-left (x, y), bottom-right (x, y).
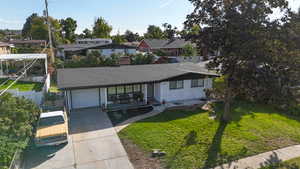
top-left (76, 38), bottom-right (112, 41)
top-left (0, 54), bottom-right (47, 60)
top-left (9, 40), bottom-right (46, 44)
top-left (0, 42), bottom-right (10, 47)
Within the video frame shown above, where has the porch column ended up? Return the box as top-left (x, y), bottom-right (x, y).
top-left (103, 88), bottom-right (107, 108)
top-left (100, 88), bottom-right (107, 108)
top-left (143, 84), bottom-right (147, 104)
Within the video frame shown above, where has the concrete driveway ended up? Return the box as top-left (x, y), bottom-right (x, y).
top-left (24, 108), bottom-right (133, 169)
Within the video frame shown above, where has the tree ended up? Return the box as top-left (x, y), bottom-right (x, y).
top-left (112, 33), bottom-right (126, 44)
top-left (30, 16), bottom-right (48, 40)
top-left (185, 0), bottom-right (296, 122)
top-left (22, 13), bottom-right (63, 45)
top-left (80, 28), bottom-right (93, 39)
top-left (182, 43), bottom-right (197, 58)
top-left (131, 53), bottom-right (154, 65)
top-left (22, 13), bottom-right (39, 39)
top-left (162, 23), bottom-right (178, 39)
top-left (124, 30), bottom-right (140, 42)
top-left (60, 17), bottom-right (77, 43)
top-left (92, 17), bottom-right (112, 38)
top-left (144, 25), bottom-right (165, 39)
top-left (0, 30), bottom-right (6, 41)
top-left (0, 93), bottom-right (40, 168)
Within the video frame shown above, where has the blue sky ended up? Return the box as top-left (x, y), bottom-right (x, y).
top-left (0, 0), bottom-right (299, 35)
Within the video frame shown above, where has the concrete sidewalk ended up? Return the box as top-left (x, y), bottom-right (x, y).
top-left (215, 145), bottom-right (300, 169)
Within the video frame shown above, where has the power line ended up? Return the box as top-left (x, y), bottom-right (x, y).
top-left (0, 58), bottom-right (38, 96)
top-left (0, 60), bottom-right (36, 88)
top-left (0, 44), bottom-right (49, 88)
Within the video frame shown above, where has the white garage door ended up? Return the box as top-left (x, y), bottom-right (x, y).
top-left (71, 88), bottom-right (100, 109)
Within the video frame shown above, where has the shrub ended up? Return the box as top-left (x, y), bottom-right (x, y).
top-left (0, 93), bottom-right (40, 168)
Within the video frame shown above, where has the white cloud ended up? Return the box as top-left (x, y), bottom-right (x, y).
top-left (0, 19), bottom-right (23, 30)
top-left (159, 0), bottom-right (174, 8)
top-left (0, 18), bottom-right (22, 24)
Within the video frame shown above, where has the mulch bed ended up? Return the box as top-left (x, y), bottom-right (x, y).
top-left (120, 138), bottom-right (164, 169)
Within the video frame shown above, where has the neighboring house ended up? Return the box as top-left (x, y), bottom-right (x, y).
top-left (57, 62), bottom-right (218, 111)
top-left (138, 39), bottom-right (194, 56)
top-left (57, 43), bottom-right (137, 60)
top-left (86, 44), bottom-right (137, 57)
top-left (0, 42), bottom-right (11, 54)
top-left (0, 54), bottom-right (50, 105)
top-left (9, 40), bottom-right (46, 48)
top-left (76, 38), bottom-right (112, 45)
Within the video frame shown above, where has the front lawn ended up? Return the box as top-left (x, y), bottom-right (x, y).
top-left (119, 102), bottom-right (300, 169)
top-left (0, 78), bottom-right (43, 92)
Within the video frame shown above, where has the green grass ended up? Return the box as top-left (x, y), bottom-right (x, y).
top-left (0, 78), bottom-right (43, 92)
top-left (119, 102), bottom-right (300, 169)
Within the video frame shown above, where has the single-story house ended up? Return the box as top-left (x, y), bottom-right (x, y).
top-left (57, 62), bottom-right (218, 111)
top-left (57, 43), bottom-right (137, 60)
top-left (138, 39), bottom-right (195, 56)
top-left (0, 42), bottom-right (11, 54)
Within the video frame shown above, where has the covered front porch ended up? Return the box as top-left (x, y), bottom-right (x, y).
top-left (105, 83), bottom-right (159, 111)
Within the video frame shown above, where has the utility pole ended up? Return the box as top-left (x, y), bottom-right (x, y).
top-left (44, 0), bottom-right (55, 64)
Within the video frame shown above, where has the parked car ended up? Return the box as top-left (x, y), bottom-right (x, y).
top-left (35, 111), bottom-right (68, 147)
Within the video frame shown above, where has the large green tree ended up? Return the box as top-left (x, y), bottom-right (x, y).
top-left (92, 17), bottom-right (112, 38)
top-left (112, 33), bottom-right (126, 44)
top-left (22, 13), bottom-right (39, 39)
top-left (0, 93), bottom-right (40, 168)
top-left (22, 13), bottom-right (63, 45)
top-left (79, 28), bottom-right (93, 39)
top-left (185, 0), bottom-right (299, 122)
top-left (124, 30), bottom-right (140, 42)
top-left (144, 25), bottom-right (165, 39)
top-left (162, 23), bottom-right (178, 39)
top-left (60, 17), bottom-right (77, 43)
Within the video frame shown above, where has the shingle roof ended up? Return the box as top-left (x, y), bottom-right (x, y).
top-left (58, 43), bottom-right (135, 52)
top-left (57, 63), bottom-right (218, 89)
top-left (0, 42), bottom-right (10, 47)
top-left (162, 39), bottom-right (194, 49)
top-left (143, 39), bottom-right (194, 49)
top-left (9, 40), bottom-right (46, 44)
top-left (143, 39), bottom-right (169, 49)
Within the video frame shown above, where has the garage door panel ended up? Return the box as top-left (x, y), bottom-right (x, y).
top-left (71, 89), bottom-right (100, 109)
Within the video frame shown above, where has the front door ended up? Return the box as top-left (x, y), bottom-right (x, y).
top-left (147, 84), bottom-right (154, 99)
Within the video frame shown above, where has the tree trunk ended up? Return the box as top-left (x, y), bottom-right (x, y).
top-left (222, 89), bottom-right (231, 122)
top-left (222, 76), bottom-right (232, 122)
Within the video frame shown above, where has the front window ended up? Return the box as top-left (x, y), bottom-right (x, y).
top-left (134, 84), bottom-right (141, 92)
top-left (169, 80), bottom-right (184, 90)
top-left (107, 84), bottom-right (143, 104)
top-left (191, 79), bottom-right (204, 88)
top-left (125, 85), bottom-right (133, 93)
top-left (117, 86), bottom-right (124, 94)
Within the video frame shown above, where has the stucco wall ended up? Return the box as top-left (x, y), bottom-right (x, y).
top-left (159, 78), bottom-right (212, 102)
top-left (154, 83), bottom-right (161, 102)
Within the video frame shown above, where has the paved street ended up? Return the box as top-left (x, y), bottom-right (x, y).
top-left (24, 108), bottom-right (133, 169)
